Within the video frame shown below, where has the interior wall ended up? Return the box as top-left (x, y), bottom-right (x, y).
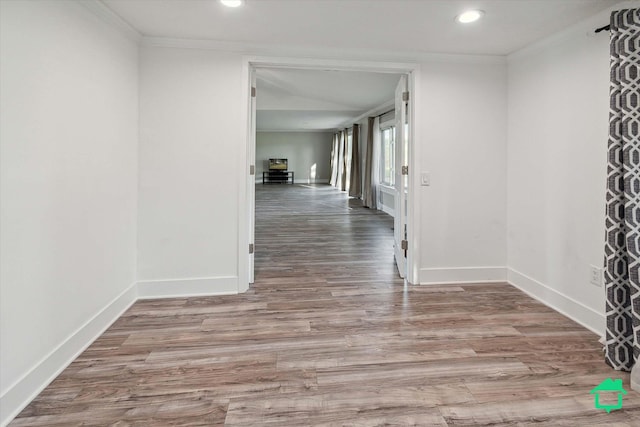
top-left (256, 132), bottom-right (332, 183)
top-left (506, 7), bottom-right (613, 334)
top-left (138, 46), bottom-right (244, 296)
top-left (379, 187), bottom-right (396, 216)
top-left (0, 1), bottom-right (628, 423)
top-left (418, 59), bottom-right (508, 284)
top-left (0, 0), bottom-right (138, 421)
top-left (137, 46), bottom-right (509, 289)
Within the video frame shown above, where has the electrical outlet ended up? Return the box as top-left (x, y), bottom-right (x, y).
top-left (589, 265), bottom-right (603, 287)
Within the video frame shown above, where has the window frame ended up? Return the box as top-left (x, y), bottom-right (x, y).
top-left (379, 124), bottom-right (395, 187)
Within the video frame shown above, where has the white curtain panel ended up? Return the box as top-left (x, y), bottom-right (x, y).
top-left (329, 133), bottom-right (339, 187)
top-left (337, 130), bottom-right (346, 191)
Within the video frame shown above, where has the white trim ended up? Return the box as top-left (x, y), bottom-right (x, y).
top-left (380, 203), bottom-right (395, 217)
top-left (246, 56), bottom-right (418, 74)
top-left (378, 185), bottom-right (396, 217)
top-left (257, 129), bottom-right (334, 133)
top-left (379, 184), bottom-right (396, 193)
top-left (255, 179), bottom-right (330, 184)
top-left (419, 267), bottom-right (508, 285)
top-left (379, 117), bottom-right (396, 129)
top-left (507, 268), bottom-right (604, 337)
top-left (0, 283), bottom-right (137, 427)
top-left (335, 99), bottom-right (395, 130)
top-left (137, 276), bottom-right (239, 299)
top-left (0, 274), bottom-right (242, 425)
top-left (79, 0), bottom-right (142, 42)
top-left (237, 60), bottom-right (252, 293)
top-left (406, 67), bottom-right (421, 285)
top-left (142, 37), bottom-right (506, 65)
top-left (508, 1), bottom-right (637, 63)
top-left (243, 56), bottom-right (422, 290)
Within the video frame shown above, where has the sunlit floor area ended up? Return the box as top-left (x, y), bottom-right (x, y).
top-left (10, 184), bottom-right (640, 426)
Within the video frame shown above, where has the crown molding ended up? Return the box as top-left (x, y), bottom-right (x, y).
top-left (79, 0), bottom-right (142, 43)
top-left (508, 1), bottom-right (638, 62)
top-left (142, 36), bottom-right (506, 65)
top-left (256, 129), bottom-right (336, 133)
top-left (342, 99), bottom-right (395, 129)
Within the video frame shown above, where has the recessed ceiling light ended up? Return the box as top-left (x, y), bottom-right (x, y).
top-left (220, 0), bottom-right (243, 7)
top-left (456, 10), bottom-right (484, 24)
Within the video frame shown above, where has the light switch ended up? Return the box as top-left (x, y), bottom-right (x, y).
top-left (421, 172), bottom-right (430, 186)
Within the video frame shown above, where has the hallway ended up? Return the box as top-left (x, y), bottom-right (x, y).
top-left (10, 185), bottom-right (640, 426)
top-left (254, 183), bottom-right (399, 289)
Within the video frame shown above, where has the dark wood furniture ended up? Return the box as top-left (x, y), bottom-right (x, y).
top-left (263, 170), bottom-right (294, 184)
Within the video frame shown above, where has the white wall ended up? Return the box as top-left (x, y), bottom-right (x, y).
top-left (506, 7), bottom-right (616, 334)
top-left (138, 47), bottom-right (244, 296)
top-left (418, 59), bottom-right (508, 284)
top-left (137, 48), bottom-right (509, 289)
top-left (256, 132), bottom-right (332, 183)
top-left (0, 0), bottom-right (138, 423)
top-left (1, 1), bottom-right (628, 424)
top-left (379, 186), bottom-right (396, 216)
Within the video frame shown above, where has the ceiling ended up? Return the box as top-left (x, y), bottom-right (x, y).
top-left (101, 0), bottom-right (619, 132)
top-left (103, 0), bottom-right (618, 56)
top-left (256, 68), bottom-right (399, 131)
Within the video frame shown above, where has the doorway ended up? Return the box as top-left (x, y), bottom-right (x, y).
top-left (238, 58), bottom-right (421, 291)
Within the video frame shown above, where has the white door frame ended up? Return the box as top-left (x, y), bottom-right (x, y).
top-left (237, 56), bottom-right (422, 291)
top-left (393, 75), bottom-right (408, 279)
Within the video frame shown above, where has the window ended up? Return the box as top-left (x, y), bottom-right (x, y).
top-left (380, 126), bottom-right (395, 186)
top-left (345, 129), bottom-right (353, 193)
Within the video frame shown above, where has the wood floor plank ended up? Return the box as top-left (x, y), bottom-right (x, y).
top-left (10, 184), bottom-right (640, 426)
top-left (439, 396), bottom-right (592, 426)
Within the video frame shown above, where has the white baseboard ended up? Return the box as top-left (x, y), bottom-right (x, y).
top-left (507, 268), bottom-right (604, 337)
top-left (1, 275), bottom-right (241, 426)
top-left (0, 283), bottom-right (137, 427)
top-left (255, 178), bottom-right (329, 184)
top-left (137, 276), bottom-right (239, 299)
top-left (1, 267), bottom-right (605, 426)
top-left (419, 266), bottom-right (507, 285)
top-left (380, 203), bottom-right (395, 217)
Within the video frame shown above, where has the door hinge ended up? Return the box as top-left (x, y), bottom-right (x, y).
top-left (249, 243), bottom-right (254, 254)
top-left (250, 165), bottom-right (255, 175)
top-left (251, 87), bottom-right (256, 97)
top-left (401, 165), bottom-right (409, 175)
top-left (402, 91), bottom-right (409, 102)
top-left (401, 240), bottom-right (408, 251)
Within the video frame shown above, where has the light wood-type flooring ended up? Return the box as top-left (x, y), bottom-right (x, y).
top-left (11, 184), bottom-right (640, 426)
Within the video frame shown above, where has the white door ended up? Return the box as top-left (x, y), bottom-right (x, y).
top-left (393, 75), bottom-right (409, 278)
top-left (248, 68), bottom-right (257, 284)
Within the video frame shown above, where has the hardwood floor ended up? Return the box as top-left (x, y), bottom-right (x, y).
top-left (11, 184), bottom-right (640, 426)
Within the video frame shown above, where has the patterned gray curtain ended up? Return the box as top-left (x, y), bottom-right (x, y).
top-left (604, 8), bottom-right (640, 372)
